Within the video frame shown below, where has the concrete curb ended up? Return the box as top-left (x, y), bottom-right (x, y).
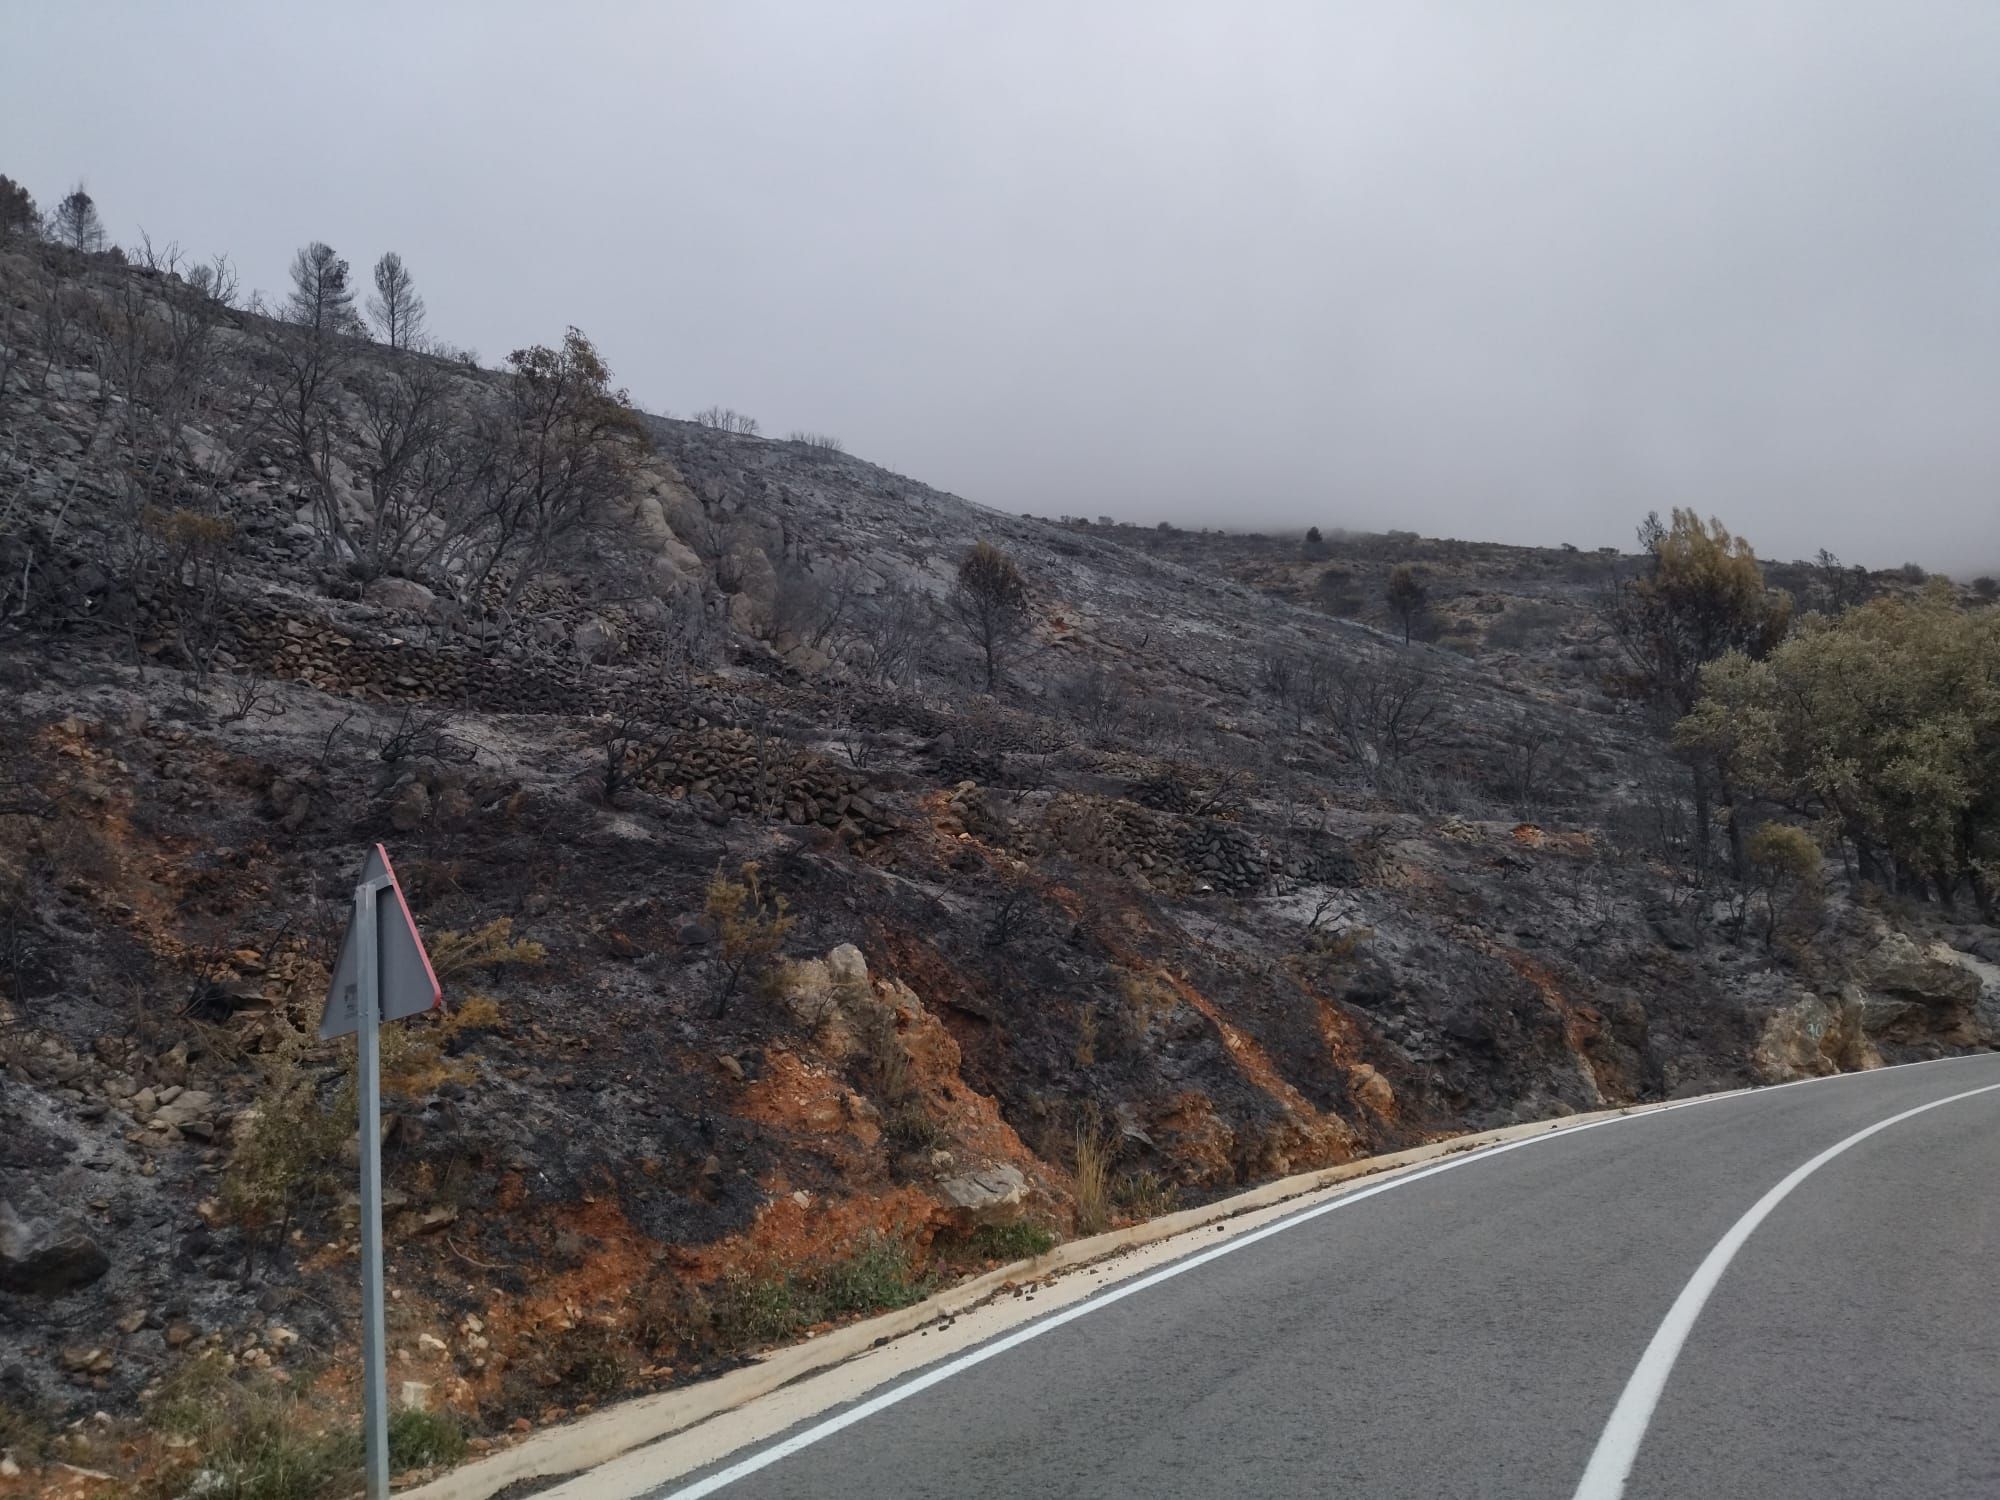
top-left (400, 1094), bottom-right (1692, 1500)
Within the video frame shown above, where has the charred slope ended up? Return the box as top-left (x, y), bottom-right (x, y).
top-left (0, 246), bottom-right (1992, 1468)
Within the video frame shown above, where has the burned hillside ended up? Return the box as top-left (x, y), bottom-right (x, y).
top-left (1, 232), bottom-right (1995, 1490)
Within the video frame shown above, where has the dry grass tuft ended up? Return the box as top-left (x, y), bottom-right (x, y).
top-left (1072, 1106), bottom-right (1117, 1234)
top-left (428, 918), bottom-right (546, 978)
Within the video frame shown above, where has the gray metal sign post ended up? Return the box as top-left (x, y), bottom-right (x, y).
top-left (353, 872), bottom-right (392, 1500)
top-left (320, 844), bottom-right (442, 1500)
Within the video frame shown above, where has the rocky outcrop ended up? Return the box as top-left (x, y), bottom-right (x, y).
top-left (1855, 933), bottom-right (1984, 1046)
top-left (0, 1200), bottom-right (109, 1297)
top-left (1753, 988), bottom-right (1881, 1081)
top-left (364, 576), bottom-right (441, 619)
top-left (723, 542), bottom-right (779, 637)
top-left (938, 1164), bottom-right (1029, 1222)
top-left (1757, 932), bottom-right (1995, 1078)
top-left (628, 477), bottom-right (711, 587)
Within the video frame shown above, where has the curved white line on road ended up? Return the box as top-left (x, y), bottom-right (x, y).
top-left (1571, 1078), bottom-right (2000, 1500)
top-left (656, 1110), bottom-right (1650, 1499)
top-left (642, 1054), bottom-right (1982, 1500)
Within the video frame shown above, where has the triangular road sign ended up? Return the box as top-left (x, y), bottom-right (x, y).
top-left (320, 844), bottom-right (443, 1039)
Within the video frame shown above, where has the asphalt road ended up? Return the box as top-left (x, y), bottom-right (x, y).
top-left (655, 1054), bottom-right (2000, 1500)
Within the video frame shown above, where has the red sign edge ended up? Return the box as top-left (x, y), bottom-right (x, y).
top-left (374, 842), bottom-right (443, 1012)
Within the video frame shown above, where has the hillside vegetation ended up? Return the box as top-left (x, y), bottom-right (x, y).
top-left (0, 197), bottom-right (1994, 1494)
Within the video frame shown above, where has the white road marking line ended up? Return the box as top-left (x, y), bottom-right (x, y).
top-left (649, 1053), bottom-right (1987, 1499)
top-left (1570, 1077), bottom-right (2000, 1500)
top-left (654, 1113), bottom-right (1642, 1499)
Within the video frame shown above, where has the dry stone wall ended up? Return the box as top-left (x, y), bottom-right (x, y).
top-left (635, 726), bottom-right (900, 851)
top-left (940, 784), bottom-right (1355, 896)
top-left (226, 603), bottom-right (592, 712)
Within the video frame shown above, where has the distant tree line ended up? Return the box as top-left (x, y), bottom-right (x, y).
top-left (692, 406), bottom-right (759, 435)
top-left (0, 173), bottom-right (644, 651)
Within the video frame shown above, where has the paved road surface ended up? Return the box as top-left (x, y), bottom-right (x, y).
top-left (653, 1054), bottom-right (2000, 1499)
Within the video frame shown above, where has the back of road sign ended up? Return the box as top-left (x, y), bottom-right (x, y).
top-left (319, 844), bottom-right (443, 1039)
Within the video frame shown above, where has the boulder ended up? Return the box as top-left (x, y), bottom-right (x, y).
top-left (0, 1200), bottom-right (110, 1297)
top-left (1113, 1102), bottom-right (1155, 1149)
top-left (1347, 1063), bottom-right (1396, 1115)
top-left (647, 532), bottom-right (706, 585)
top-left (782, 956), bottom-right (835, 1022)
top-left (157, 1040), bottom-right (191, 1085)
top-left (649, 553), bottom-right (696, 594)
top-left (1859, 934), bottom-right (1983, 1043)
top-left (1864, 933), bottom-right (1982, 1005)
top-left (783, 643), bottom-right (833, 677)
top-left (1753, 989), bottom-right (1881, 1081)
top-left (388, 780), bottom-right (433, 832)
top-left (654, 488), bottom-right (711, 548)
top-left (1857, 994), bottom-right (1920, 1036)
top-left (663, 534), bottom-right (706, 575)
top-left (153, 1090), bottom-right (214, 1131)
top-left (573, 615), bottom-right (621, 664)
top-left (826, 943), bottom-right (869, 995)
top-left (724, 541), bottom-right (778, 636)
top-left (939, 1164), bottom-right (1028, 1221)
top-left (364, 577), bottom-right (439, 618)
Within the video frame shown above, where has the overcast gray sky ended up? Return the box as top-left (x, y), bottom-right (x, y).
top-left (6, 1), bottom-right (1998, 567)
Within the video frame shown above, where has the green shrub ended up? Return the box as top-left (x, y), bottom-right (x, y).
top-left (388, 1408), bottom-right (467, 1469)
top-left (220, 1038), bottom-right (350, 1245)
top-left (945, 1219), bottom-right (1058, 1264)
top-left (148, 1356), bottom-right (359, 1500)
top-left (706, 862), bottom-right (794, 1017)
top-left (1746, 821), bottom-right (1822, 882)
top-left (148, 1356), bottom-right (468, 1496)
top-left (1677, 585), bottom-right (1997, 906)
top-left (710, 1269), bottom-right (802, 1348)
top-left (174, 1430), bottom-right (356, 1500)
top-left (1744, 822), bottom-right (1826, 945)
top-left (812, 1238), bottom-right (934, 1316)
top-left (709, 1237), bottom-right (936, 1350)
